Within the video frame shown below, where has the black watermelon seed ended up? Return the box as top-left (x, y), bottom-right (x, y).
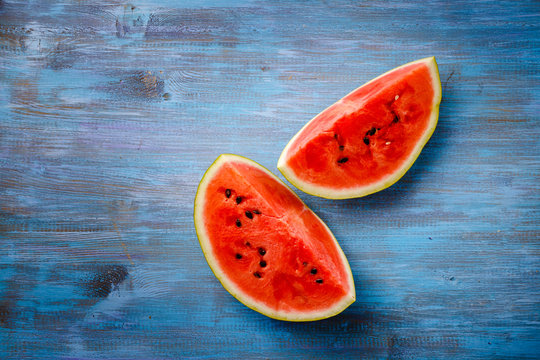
top-left (252, 209), bottom-right (261, 214)
top-left (310, 268), bottom-right (317, 275)
top-left (315, 279), bottom-right (323, 284)
top-left (259, 260), bottom-right (267, 268)
top-left (334, 134), bottom-right (338, 139)
top-left (363, 137), bottom-right (370, 145)
top-left (236, 196), bottom-right (242, 204)
top-left (245, 242), bottom-right (251, 247)
top-left (254, 272), bottom-right (262, 278)
top-left (225, 189), bottom-right (231, 198)
top-left (245, 211), bottom-right (253, 219)
top-left (393, 114), bottom-right (399, 123)
top-left (339, 145), bottom-right (344, 151)
top-left (369, 127), bottom-right (376, 136)
top-left (258, 247), bottom-right (266, 256)
top-left (337, 157), bottom-right (349, 164)
top-left (236, 219), bottom-right (241, 227)
top-left (235, 253), bottom-right (242, 259)
top-left (303, 262), bottom-right (308, 267)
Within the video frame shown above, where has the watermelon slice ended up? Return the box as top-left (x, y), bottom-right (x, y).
top-left (278, 57), bottom-right (442, 199)
top-left (194, 154), bottom-right (355, 321)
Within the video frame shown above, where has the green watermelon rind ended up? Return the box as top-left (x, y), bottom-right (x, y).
top-left (193, 154), bottom-right (356, 322)
top-left (277, 57), bottom-right (442, 200)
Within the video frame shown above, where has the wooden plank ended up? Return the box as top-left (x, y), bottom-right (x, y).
top-left (1, 0), bottom-right (538, 358)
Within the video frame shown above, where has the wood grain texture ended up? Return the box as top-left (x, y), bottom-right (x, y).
top-left (0, 0), bottom-right (538, 358)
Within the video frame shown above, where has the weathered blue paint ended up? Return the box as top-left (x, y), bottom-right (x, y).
top-left (1, 0), bottom-right (539, 358)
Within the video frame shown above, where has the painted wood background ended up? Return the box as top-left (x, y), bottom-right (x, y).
top-left (1, 0), bottom-right (538, 358)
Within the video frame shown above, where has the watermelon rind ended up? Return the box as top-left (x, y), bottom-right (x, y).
top-left (277, 57), bottom-right (442, 199)
top-left (193, 154), bottom-right (355, 321)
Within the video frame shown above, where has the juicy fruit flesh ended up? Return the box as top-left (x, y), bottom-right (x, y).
top-left (201, 159), bottom-right (352, 314)
top-left (281, 60), bottom-right (437, 192)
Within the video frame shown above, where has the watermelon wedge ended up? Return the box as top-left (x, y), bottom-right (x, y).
top-left (194, 154), bottom-right (355, 321)
top-left (278, 57), bottom-right (442, 199)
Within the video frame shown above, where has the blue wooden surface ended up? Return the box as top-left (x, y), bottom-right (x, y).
top-left (1, 0), bottom-right (539, 359)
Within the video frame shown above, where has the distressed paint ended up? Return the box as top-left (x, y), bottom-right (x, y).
top-left (0, 0), bottom-right (539, 359)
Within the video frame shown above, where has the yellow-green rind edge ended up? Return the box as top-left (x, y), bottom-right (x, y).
top-left (277, 57), bottom-right (442, 200)
top-left (193, 154), bottom-right (356, 322)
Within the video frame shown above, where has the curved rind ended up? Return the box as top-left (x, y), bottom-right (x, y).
top-left (277, 57), bottom-right (442, 199)
top-left (193, 154), bottom-right (355, 321)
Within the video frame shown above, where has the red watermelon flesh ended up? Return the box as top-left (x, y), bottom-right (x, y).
top-left (194, 154), bottom-right (355, 321)
top-left (278, 57), bottom-right (442, 199)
